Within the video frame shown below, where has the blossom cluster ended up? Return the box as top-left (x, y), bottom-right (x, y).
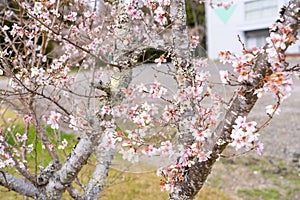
top-left (219, 49), bottom-right (261, 83)
top-left (206, 0), bottom-right (234, 9)
top-left (189, 36), bottom-right (200, 51)
top-left (263, 24), bottom-right (296, 98)
top-left (0, 129), bottom-right (33, 169)
top-left (229, 116), bottom-right (263, 154)
top-left (158, 143), bottom-right (212, 192)
top-left (124, 0), bottom-right (170, 26)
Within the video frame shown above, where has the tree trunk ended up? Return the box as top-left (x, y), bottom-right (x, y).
top-left (169, 1), bottom-right (300, 199)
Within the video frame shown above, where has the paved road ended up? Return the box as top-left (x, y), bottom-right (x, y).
top-left (1, 59), bottom-right (300, 163)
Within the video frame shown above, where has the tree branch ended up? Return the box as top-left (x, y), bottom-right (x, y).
top-left (44, 134), bottom-right (100, 199)
top-left (0, 170), bottom-right (38, 198)
top-left (169, 1), bottom-right (300, 199)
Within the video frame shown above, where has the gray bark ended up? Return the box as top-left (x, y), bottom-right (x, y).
top-left (169, 1), bottom-right (300, 199)
top-left (84, 148), bottom-right (114, 200)
top-left (170, 0), bottom-right (195, 146)
top-left (0, 170), bottom-right (38, 198)
top-left (42, 134), bottom-right (100, 200)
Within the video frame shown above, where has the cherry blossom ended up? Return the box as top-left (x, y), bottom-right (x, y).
top-left (120, 147), bottom-right (139, 163)
top-left (189, 36), bottom-right (200, 51)
top-left (47, 111), bottom-right (62, 130)
top-left (64, 12), bottom-right (78, 22)
top-left (154, 54), bottom-right (167, 66)
top-left (69, 111), bottom-right (86, 131)
top-left (159, 140), bottom-right (174, 157)
top-left (23, 115), bottom-right (33, 123)
top-left (265, 105), bottom-right (281, 116)
top-left (219, 70), bottom-right (229, 84)
top-left (230, 116), bottom-right (260, 152)
top-left (266, 32), bottom-right (288, 50)
top-left (58, 139), bottom-right (68, 150)
top-left (148, 82), bottom-right (168, 98)
top-left (142, 145), bottom-right (159, 156)
top-left (154, 7), bottom-right (168, 26)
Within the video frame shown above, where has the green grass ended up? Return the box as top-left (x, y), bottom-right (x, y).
top-left (237, 188), bottom-right (281, 200)
top-left (0, 109), bottom-right (234, 200)
top-left (286, 187), bottom-right (300, 200)
top-left (100, 169), bottom-right (233, 200)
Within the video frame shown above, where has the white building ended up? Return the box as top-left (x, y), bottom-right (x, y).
top-left (206, 0), bottom-right (300, 59)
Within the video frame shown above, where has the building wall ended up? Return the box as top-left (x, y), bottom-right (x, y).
top-left (206, 0), bottom-right (300, 59)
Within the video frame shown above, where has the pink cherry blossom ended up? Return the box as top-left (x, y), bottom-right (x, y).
top-left (154, 7), bottom-right (168, 26)
top-left (64, 12), bottom-right (77, 22)
top-left (47, 111), bottom-right (62, 130)
top-left (219, 70), bottom-right (229, 84)
top-left (58, 139), bottom-right (68, 150)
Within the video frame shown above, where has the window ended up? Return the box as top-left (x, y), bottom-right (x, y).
top-left (245, 0), bottom-right (278, 21)
top-left (245, 29), bottom-right (269, 48)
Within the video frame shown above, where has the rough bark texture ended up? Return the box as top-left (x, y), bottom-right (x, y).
top-left (84, 149), bottom-right (114, 200)
top-left (170, 0), bottom-right (195, 146)
top-left (0, 171), bottom-right (38, 198)
top-left (169, 1), bottom-right (300, 199)
top-left (43, 134), bottom-right (100, 200)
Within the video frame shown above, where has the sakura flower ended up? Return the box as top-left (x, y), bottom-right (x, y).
top-left (154, 54), bottom-right (167, 66)
top-left (141, 102), bottom-right (151, 111)
top-left (27, 144), bottom-right (34, 153)
top-left (254, 88), bottom-right (264, 98)
top-left (162, 105), bottom-right (175, 122)
top-left (193, 129), bottom-right (209, 142)
top-left (10, 23), bottom-right (23, 38)
top-left (2, 25), bottom-right (10, 31)
top-left (149, 82), bottom-right (167, 98)
top-left (238, 70), bottom-right (253, 83)
top-left (234, 116), bottom-right (246, 127)
top-left (265, 105), bottom-right (280, 115)
top-left (34, 2), bottom-right (43, 14)
top-left (256, 142), bottom-right (264, 156)
top-left (47, 111), bottom-right (62, 130)
top-left (15, 133), bottom-right (27, 142)
top-left (266, 32), bottom-right (288, 50)
top-left (142, 145), bottom-right (159, 156)
top-left (69, 115), bottom-right (84, 131)
top-left (157, 0), bottom-right (171, 6)
top-left (58, 139), bottom-right (68, 150)
top-left (219, 50), bottom-right (232, 64)
top-left (159, 141), bottom-right (173, 157)
top-left (251, 47), bottom-right (262, 55)
top-left (241, 53), bottom-right (255, 64)
top-left (195, 71), bottom-right (210, 83)
top-left (100, 129), bottom-right (121, 150)
top-left (197, 150), bottom-right (211, 162)
top-left (0, 161), bottom-right (4, 169)
top-left (219, 70), bottom-right (229, 84)
top-left (126, 6), bottom-right (141, 19)
top-left (120, 147), bottom-right (139, 163)
top-left (230, 116), bottom-right (260, 153)
top-left (191, 85), bottom-right (203, 99)
top-left (100, 106), bottom-right (112, 116)
top-left (4, 158), bottom-right (15, 167)
top-left (30, 67), bottom-right (40, 77)
top-left (64, 12), bottom-right (77, 22)
top-left (0, 144), bottom-right (5, 155)
top-left (154, 7), bottom-right (168, 26)
top-left (133, 111), bottom-right (151, 127)
top-left (189, 36), bottom-right (200, 50)
top-left (23, 115), bottom-right (33, 123)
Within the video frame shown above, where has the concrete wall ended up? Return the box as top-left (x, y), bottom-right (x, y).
top-left (206, 0), bottom-right (300, 59)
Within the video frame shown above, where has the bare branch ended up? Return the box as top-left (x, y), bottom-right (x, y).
top-left (0, 171), bottom-right (38, 198)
